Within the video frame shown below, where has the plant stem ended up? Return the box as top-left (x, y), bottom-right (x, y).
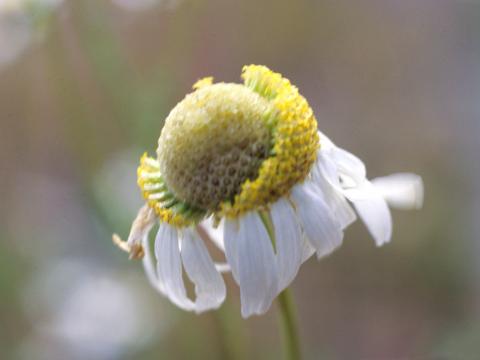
top-left (277, 288), bottom-right (302, 360)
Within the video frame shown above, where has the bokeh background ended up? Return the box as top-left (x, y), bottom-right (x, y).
top-left (1, 0), bottom-right (480, 359)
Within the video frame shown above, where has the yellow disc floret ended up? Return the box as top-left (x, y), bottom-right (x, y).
top-left (137, 153), bottom-right (200, 227)
top-left (219, 65), bottom-right (319, 217)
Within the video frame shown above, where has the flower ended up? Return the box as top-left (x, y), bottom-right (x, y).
top-left (114, 65), bottom-right (424, 318)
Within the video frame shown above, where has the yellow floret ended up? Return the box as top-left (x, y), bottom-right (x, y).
top-left (219, 65), bottom-right (319, 217)
top-left (137, 153), bottom-right (197, 227)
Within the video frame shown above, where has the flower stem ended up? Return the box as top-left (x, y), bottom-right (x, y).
top-left (277, 288), bottom-right (302, 360)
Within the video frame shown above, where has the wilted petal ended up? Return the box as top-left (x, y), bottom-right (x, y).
top-left (224, 212), bottom-right (278, 318)
top-left (270, 198), bottom-right (303, 292)
top-left (180, 228), bottom-right (226, 312)
top-left (142, 233), bottom-right (166, 295)
top-left (301, 238), bottom-right (316, 263)
top-left (371, 173), bottom-right (424, 210)
top-left (344, 181), bottom-right (392, 246)
top-left (330, 147), bottom-right (366, 184)
top-left (291, 183), bottom-right (343, 259)
top-left (155, 224), bottom-right (194, 311)
top-left (125, 205), bottom-right (156, 258)
top-left (312, 153), bottom-right (356, 229)
top-left (200, 217), bottom-right (225, 251)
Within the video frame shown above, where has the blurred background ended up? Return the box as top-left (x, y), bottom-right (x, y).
top-left (1, 0), bottom-right (479, 359)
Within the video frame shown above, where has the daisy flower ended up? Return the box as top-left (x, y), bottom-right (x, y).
top-left (113, 65), bottom-right (423, 318)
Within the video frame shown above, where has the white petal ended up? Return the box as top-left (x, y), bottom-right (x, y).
top-left (316, 131), bottom-right (401, 246)
top-left (154, 224), bottom-right (194, 311)
top-left (318, 131), bottom-right (366, 185)
top-left (224, 213), bottom-right (278, 318)
top-left (312, 153), bottom-right (357, 229)
top-left (142, 233), bottom-right (166, 295)
top-left (223, 219), bottom-right (240, 283)
top-left (196, 220), bottom-right (230, 273)
top-left (330, 147), bottom-right (367, 184)
top-left (301, 238), bottom-right (316, 263)
top-left (371, 173), bottom-right (424, 210)
top-left (127, 205), bottom-right (156, 251)
top-left (313, 149), bottom-right (339, 187)
top-left (270, 198), bottom-right (303, 292)
top-left (200, 217), bottom-right (225, 251)
top-left (125, 206), bottom-right (163, 294)
top-left (180, 229), bottom-right (226, 313)
top-left (291, 183), bottom-right (344, 259)
top-left (344, 181), bottom-right (392, 246)
top-left (317, 130), bottom-right (336, 151)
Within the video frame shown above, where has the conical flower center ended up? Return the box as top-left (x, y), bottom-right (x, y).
top-left (157, 83), bottom-right (273, 210)
top-left (137, 65), bottom-right (320, 227)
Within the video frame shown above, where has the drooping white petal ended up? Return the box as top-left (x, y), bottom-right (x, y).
top-left (329, 147), bottom-right (366, 184)
top-left (318, 131), bottom-right (364, 177)
top-left (200, 217), bottom-right (225, 251)
top-left (127, 205), bottom-right (156, 253)
top-left (123, 206), bottom-right (163, 293)
top-left (291, 183), bottom-right (344, 259)
top-left (270, 198), bottom-right (303, 292)
top-left (317, 134), bottom-right (392, 245)
top-left (311, 153), bottom-right (357, 229)
top-left (223, 220), bottom-right (240, 283)
top-left (154, 224), bottom-right (194, 311)
top-left (371, 173), bottom-right (424, 210)
top-left (142, 233), bottom-right (166, 295)
top-left (317, 130), bottom-right (336, 152)
top-left (317, 130), bottom-right (421, 247)
top-left (344, 181), bottom-right (392, 246)
top-left (312, 149), bottom-right (339, 187)
top-left (180, 229), bottom-right (226, 313)
top-left (301, 238), bottom-right (316, 263)
top-left (196, 220), bottom-right (230, 273)
top-left (224, 213), bottom-right (278, 318)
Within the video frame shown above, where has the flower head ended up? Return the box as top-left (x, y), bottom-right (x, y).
top-left (114, 65), bottom-right (424, 318)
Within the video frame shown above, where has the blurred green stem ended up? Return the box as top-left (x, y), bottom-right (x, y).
top-left (278, 289), bottom-right (302, 360)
